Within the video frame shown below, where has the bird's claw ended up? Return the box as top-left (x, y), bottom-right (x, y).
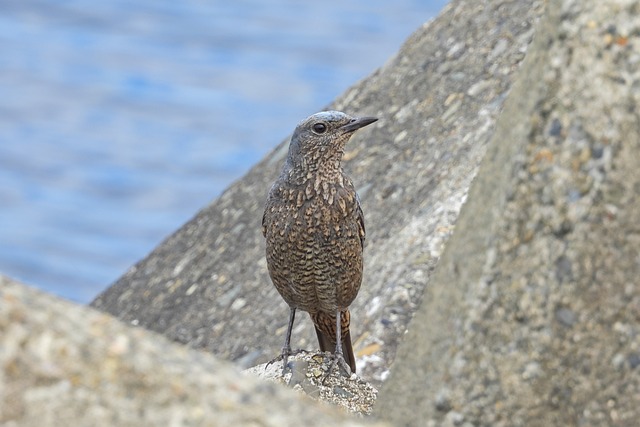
top-left (266, 348), bottom-right (307, 376)
top-left (322, 352), bottom-right (352, 384)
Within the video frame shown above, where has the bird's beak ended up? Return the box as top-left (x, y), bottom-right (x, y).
top-left (340, 116), bottom-right (378, 133)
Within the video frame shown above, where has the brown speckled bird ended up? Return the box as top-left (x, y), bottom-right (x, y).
top-left (262, 111), bottom-right (377, 374)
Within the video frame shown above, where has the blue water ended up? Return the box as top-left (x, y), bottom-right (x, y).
top-left (0, 0), bottom-right (447, 303)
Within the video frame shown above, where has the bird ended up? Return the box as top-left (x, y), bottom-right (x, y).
top-left (262, 110), bottom-right (377, 375)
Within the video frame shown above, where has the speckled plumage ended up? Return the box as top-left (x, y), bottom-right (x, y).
top-left (262, 111), bottom-right (377, 373)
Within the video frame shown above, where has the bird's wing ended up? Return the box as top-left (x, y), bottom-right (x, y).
top-left (261, 208), bottom-right (267, 237)
top-left (262, 182), bottom-right (279, 237)
top-left (261, 190), bottom-right (274, 238)
top-left (355, 193), bottom-right (365, 248)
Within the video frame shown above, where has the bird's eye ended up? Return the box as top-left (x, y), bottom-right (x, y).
top-left (312, 123), bottom-right (327, 134)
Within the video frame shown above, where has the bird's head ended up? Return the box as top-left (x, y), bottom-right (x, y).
top-left (285, 111), bottom-right (377, 173)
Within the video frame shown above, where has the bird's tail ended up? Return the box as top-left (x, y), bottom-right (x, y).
top-left (312, 310), bottom-right (356, 373)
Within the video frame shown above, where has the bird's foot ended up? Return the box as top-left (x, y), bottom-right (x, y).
top-left (322, 352), bottom-right (352, 384)
top-left (266, 348), bottom-right (308, 376)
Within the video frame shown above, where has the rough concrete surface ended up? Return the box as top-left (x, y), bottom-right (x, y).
top-left (92, 0), bottom-right (544, 386)
top-left (246, 352), bottom-right (378, 416)
top-left (0, 276), bottom-right (386, 427)
top-left (376, 0), bottom-right (640, 426)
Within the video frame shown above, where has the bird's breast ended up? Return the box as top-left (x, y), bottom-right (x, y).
top-left (266, 179), bottom-right (357, 239)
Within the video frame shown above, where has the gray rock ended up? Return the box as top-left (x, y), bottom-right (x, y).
top-left (0, 276), bottom-right (384, 427)
top-left (91, 0), bottom-right (543, 387)
top-left (376, 0), bottom-right (640, 425)
top-left (246, 351), bottom-right (378, 416)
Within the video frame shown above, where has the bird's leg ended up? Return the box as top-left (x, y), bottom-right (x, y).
top-left (333, 309), bottom-right (353, 374)
top-left (280, 306), bottom-right (296, 373)
top-left (324, 310), bottom-right (352, 381)
top-left (266, 307), bottom-right (297, 375)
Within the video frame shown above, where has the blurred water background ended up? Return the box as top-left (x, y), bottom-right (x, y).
top-left (0, 0), bottom-right (447, 303)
